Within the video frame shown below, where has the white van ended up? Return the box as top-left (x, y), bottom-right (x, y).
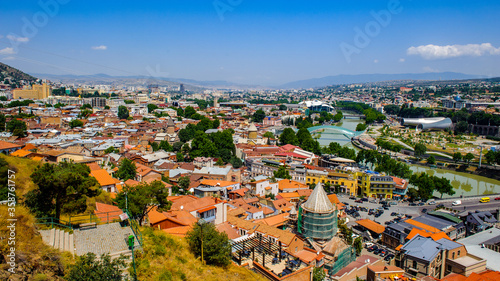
top-left (452, 200), bottom-right (462, 206)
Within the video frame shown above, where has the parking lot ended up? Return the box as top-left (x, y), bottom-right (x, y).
top-left (337, 194), bottom-right (424, 228)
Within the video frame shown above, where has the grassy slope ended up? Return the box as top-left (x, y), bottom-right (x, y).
top-left (0, 155), bottom-right (71, 280)
top-left (136, 228), bottom-right (265, 281)
top-left (0, 155), bottom-right (264, 281)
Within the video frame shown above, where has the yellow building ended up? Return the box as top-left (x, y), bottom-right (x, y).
top-left (354, 171), bottom-right (395, 199)
top-left (306, 170), bottom-right (358, 196)
top-left (13, 83), bottom-right (51, 100)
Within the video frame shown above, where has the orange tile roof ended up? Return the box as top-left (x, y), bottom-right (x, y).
top-left (200, 179), bottom-right (238, 187)
top-left (254, 213), bottom-right (289, 227)
top-left (162, 225), bottom-right (192, 237)
top-left (31, 156), bottom-right (44, 161)
top-left (94, 202), bottom-right (123, 223)
top-left (406, 228), bottom-right (451, 242)
top-left (294, 248), bottom-right (320, 263)
top-left (124, 179), bottom-right (140, 186)
top-left (328, 194), bottom-right (345, 210)
top-left (405, 219), bottom-right (441, 233)
top-left (356, 219), bottom-right (385, 234)
top-left (0, 140), bottom-right (22, 150)
top-left (10, 149), bottom-right (31, 157)
top-left (278, 179), bottom-right (308, 190)
top-left (22, 143), bottom-right (37, 151)
top-left (90, 169), bottom-right (117, 187)
top-left (87, 162), bottom-right (101, 171)
top-left (216, 222), bottom-right (240, 240)
top-left (279, 192), bottom-right (299, 199)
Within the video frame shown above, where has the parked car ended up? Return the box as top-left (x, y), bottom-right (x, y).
top-left (361, 198), bottom-right (369, 202)
top-left (391, 212), bottom-right (398, 216)
top-left (355, 199), bottom-right (363, 203)
top-left (385, 221), bottom-right (392, 225)
top-left (495, 197), bottom-right (500, 201)
top-left (365, 242), bottom-right (374, 248)
top-left (428, 201), bottom-right (436, 205)
top-left (389, 201), bottom-right (397, 205)
top-left (349, 196), bottom-right (356, 200)
top-left (379, 249), bottom-right (387, 256)
top-left (409, 202), bottom-right (417, 206)
top-left (384, 254), bottom-right (395, 261)
top-left (383, 206), bottom-right (389, 210)
top-left (405, 215), bottom-right (412, 219)
top-left (343, 202), bottom-right (349, 206)
top-left (422, 208), bottom-right (427, 213)
top-left (368, 245), bottom-right (378, 252)
top-left (437, 203), bottom-right (445, 208)
top-left (418, 202), bottom-right (425, 206)
top-left (452, 200), bottom-right (462, 206)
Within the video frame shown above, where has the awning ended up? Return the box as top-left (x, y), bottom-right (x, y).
top-left (197, 206), bottom-right (216, 213)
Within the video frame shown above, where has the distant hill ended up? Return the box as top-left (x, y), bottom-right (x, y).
top-left (279, 72), bottom-right (489, 89)
top-left (0, 62), bottom-right (38, 85)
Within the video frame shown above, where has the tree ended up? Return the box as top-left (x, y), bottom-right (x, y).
top-left (6, 119), bottom-right (27, 137)
top-left (65, 253), bottom-right (126, 281)
top-left (414, 143), bottom-right (427, 159)
top-left (453, 152), bottom-right (462, 163)
top-left (427, 155), bottom-right (436, 165)
top-left (274, 166), bottom-right (291, 179)
top-left (79, 109), bottom-right (93, 119)
top-left (117, 105), bottom-right (129, 120)
top-left (178, 176), bottom-right (190, 193)
top-left (0, 113), bottom-right (5, 131)
top-left (114, 180), bottom-right (171, 225)
top-left (229, 156), bottom-right (243, 168)
top-left (353, 237), bottom-right (363, 256)
top-left (356, 123), bottom-right (367, 131)
top-left (384, 104), bottom-right (400, 115)
top-left (215, 158), bottom-right (224, 166)
top-left (464, 153), bottom-right (474, 165)
top-left (454, 121), bottom-right (469, 134)
top-left (80, 103), bottom-right (92, 110)
top-left (104, 146), bottom-right (119, 154)
top-left (172, 141), bottom-right (184, 152)
top-left (279, 104), bottom-right (287, 111)
top-left (434, 177), bottom-right (455, 198)
top-left (263, 131), bottom-right (275, 139)
top-left (147, 103), bottom-right (159, 113)
top-left (69, 119), bottom-right (84, 128)
top-left (186, 222), bottom-right (231, 267)
top-left (176, 152), bottom-right (184, 162)
top-left (25, 162), bottom-right (99, 220)
top-left (313, 267), bottom-right (326, 281)
top-left (159, 140), bottom-right (173, 152)
top-left (279, 128), bottom-right (298, 145)
top-left (252, 109), bottom-right (266, 123)
top-left (184, 106), bottom-right (197, 118)
top-left (115, 158), bottom-right (137, 181)
top-left (212, 119), bottom-right (220, 129)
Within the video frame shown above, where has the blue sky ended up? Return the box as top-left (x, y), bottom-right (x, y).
top-left (1, 0), bottom-right (500, 85)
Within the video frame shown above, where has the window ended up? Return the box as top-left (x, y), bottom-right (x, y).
top-left (413, 261), bottom-right (417, 269)
top-left (458, 250), bottom-right (460, 256)
top-left (452, 252), bottom-right (455, 259)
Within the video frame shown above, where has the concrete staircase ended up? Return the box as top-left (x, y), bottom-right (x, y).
top-left (39, 228), bottom-right (75, 255)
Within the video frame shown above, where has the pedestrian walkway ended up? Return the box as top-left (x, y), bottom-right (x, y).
top-left (73, 222), bottom-right (140, 257)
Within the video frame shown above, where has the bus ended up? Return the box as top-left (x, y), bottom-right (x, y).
top-left (480, 197), bottom-right (490, 203)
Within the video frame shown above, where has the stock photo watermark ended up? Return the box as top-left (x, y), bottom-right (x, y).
top-left (3, 0), bottom-right (70, 56)
top-left (340, 0), bottom-right (406, 63)
top-left (213, 0), bottom-right (243, 22)
top-left (5, 169), bottom-right (17, 274)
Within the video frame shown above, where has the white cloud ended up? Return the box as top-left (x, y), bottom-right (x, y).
top-left (423, 66), bottom-right (439, 73)
top-left (407, 43), bottom-right (500, 60)
top-left (2, 56), bottom-right (15, 61)
top-left (399, 58), bottom-right (405, 63)
top-left (373, 59), bottom-right (379, 63)
top-left (91, 45), bottom-right (107, 50)
top-left (6, 35), bottom-right (29, 43)
top-left (0, 47), bottom-right (15, 55)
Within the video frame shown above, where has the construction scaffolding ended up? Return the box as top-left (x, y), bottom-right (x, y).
top-left (301, 208), bottom-right (338, 240)
top-left (325, 246), bottom-right (356, 276)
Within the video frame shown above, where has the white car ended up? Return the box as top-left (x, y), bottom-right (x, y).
top-left (365, 242), bottom-right (374, 248)
top-left (428, 201), bottom-right (436, 205)
top-left (452, 200), bottom-right (462, 206)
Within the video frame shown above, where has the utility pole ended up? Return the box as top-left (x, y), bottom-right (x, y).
top-left (478, 145), bottom-right (483, 168)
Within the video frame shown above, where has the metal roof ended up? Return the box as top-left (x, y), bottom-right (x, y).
top-left (302, 182), bottom-right (334, 213)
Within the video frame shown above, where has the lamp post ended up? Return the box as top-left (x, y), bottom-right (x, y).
top-left (198, 218), bottom-right (206, 265)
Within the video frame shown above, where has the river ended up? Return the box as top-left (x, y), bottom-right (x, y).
top-left (315, 117), bottom-right (500, 198)
top-left (316, 118), bottom-right (361, 148)
top-left (409, 165), bottom-right (500, 198)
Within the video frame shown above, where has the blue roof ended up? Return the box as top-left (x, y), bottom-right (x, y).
top-left (365, 170), bottom-right (379, 174)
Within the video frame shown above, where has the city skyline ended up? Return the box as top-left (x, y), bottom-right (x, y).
top-left (1, 0), bottom-right (500, 86)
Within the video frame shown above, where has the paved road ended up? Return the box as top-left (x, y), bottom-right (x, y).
top-left (338, 194), bottom-right (500, 228)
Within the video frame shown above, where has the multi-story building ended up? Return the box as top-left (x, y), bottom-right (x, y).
top-left (354, 172), bottom-right (395, 199)
top-left (13, 83), bottom-right (51, 100)
top-left (306, 170), bottom-right (357, 196)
